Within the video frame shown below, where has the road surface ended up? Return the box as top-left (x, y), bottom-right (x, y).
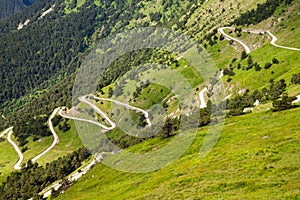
top-left (7, 130), bottom-right (24, 170)
top-left (31, 108), bottom-right (60, 162)
top-left (266, 31), bottom-right (300, 51)
top-left (199, 88), bottom-right (208, 108)
top-left (91, 95), bottom-right (152, 126)
top-left (218, 27), bottom-right (251, 54)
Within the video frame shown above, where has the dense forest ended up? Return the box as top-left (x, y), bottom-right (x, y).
top-left (0, 0), bottom-right (195, 145)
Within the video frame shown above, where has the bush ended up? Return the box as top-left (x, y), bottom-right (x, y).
top-left (264, 62), bottom-right (272, 69)
top-left (21, 146), bottom-right (28, 153)
top-left (58, 121), bottom-right (71, 132)
top-left (291, 73), bottom-right (300, 84)
top-left (241, 51), bottom-right (248, 60)
top-left (272, 93), bottom-right (296, 112)
top-left (254, 62), bottom-right (261, 71)
top-left (272, 57), bottom-right (279, 64)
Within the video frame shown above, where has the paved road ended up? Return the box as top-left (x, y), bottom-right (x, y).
top-left (31, 108), bottom-right (60, 162)
top-left (266, 31), bottom-right (300, 51)
top-left (292, 94), bottom-right (300, 104)
top-left (7, 130), bottom-right (23, 170)
top-left (218, 27), bottom-right (251, 53)
top-left (91, 95), bottom-right (152, 126)
top-left (0, 126), bottom-right (13, 138)
top-left (199, 88), bottom-right (208, 108)
top-left (219, 27), bottom-right (300, 53)
top-left (77, 96), bottom-right (116, 130)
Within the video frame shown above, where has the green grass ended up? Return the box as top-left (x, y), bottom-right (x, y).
top-left (131, 83), bottom-right (170, 110)
top-left (0, 137), bottom-right (18, 184)
top-left (205, 1), bottom-right (300, 95)
top-left (20, 120), bottom-right (83, 166)
top-left (37, 120), bottom-right (83, 164)
top-left (56, 107), bottom-right (300, 199)
top-left (272, 1), bottom-right (300, 48)
top-left (207, 16), bottom-right (300, 94)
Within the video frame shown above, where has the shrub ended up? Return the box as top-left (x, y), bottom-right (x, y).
top-left (241, 51), bottom-right (248, 60)
top-left (272, 57), bottom-right (279, 64)
top-left (264, 62), bottom-right (272, 69)
top-left (272, 93), bottom-right (296, 112)
top-left (291, 73), bottom-right (300, 84)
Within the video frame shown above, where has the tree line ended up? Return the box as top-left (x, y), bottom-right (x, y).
top-left (0, 148), bottom-right (90, 200)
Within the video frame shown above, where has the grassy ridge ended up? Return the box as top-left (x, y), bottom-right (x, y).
top-left (56, 107), bottom-right (300, 199)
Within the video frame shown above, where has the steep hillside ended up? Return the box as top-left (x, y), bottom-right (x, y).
top-left (57, 108), bottom-right (300, 199)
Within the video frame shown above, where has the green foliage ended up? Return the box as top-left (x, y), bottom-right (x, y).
top-left (272, 57), bottom-right (279, 64)
top-left (58, 120), bottom-right (71, 132)
top-left (0, 148), bottom-right (90, 199)
top-left (241, 51), bottom-right (248, 60)
top-left (272, 93), bottom-right (296, 112)
top-left (13, 116), bottom-right (51, 146)
top-left (291, 73), bottom-right (300, 84)
top-left (198, 106), bottom-right (212, 127)
top-left (264, 62), bottom-right (272, 69)
top-left (0, 0), bottom-right (188, 144)
top-left (157, 118), bottom-right (180, 138)
top-left (268, 79), bottom-right (287, 100)
top-left (227, 91), bottom-right (254, 116)
top-left (51, 115), bottom-right (63, 127)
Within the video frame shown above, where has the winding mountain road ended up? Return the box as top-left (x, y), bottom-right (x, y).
top-left (219, 27), bottom-right (300, 53)
top-left (0, 109), bottom-right (60, 169)
top-left (7, 130), bottom-right (24, 170)
top-left (266, 31), bottom-right (300, 51)
top-left (0, 126), bottom-right (13, 138)
top-left (218, 27), bottom-right (251, 54)
top-left (91, 95), bottom-right (152, 126)
top-left (59, 107), bottom-right (114, 130)
top-left (78, 96), bottom-right (116, 130)
top-left (2, 94), bottom-right (152, 172)
top-left (31, 108), bottom-right (60, 162)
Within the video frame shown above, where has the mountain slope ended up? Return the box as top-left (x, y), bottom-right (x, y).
top-left (56, 108), bottom-right (300, 199)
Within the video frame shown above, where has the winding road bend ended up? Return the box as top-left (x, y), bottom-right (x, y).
top-left (31, 108), bottom-right (60, 162)
top-left (218, 27), bottom-right (251, 54)
top-left (219, 27), bottom-right (300, 53)
top-left (0, 126), bottom-right (13, 138)
top-left (7, 129), bottom-right (24, 170)
top-left (77, 96), bottom-right (116, 130)
top-left (266, 31), bottom-right (300, 51)
top-left (91, 95), bottom-right (152, 126)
